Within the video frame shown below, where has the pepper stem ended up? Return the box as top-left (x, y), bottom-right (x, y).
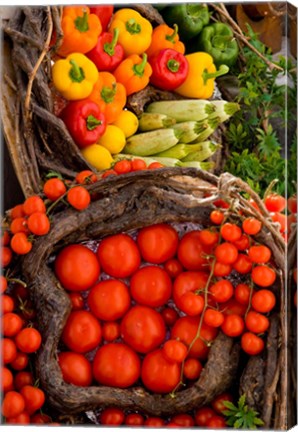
top-left (133, 54), bottom-right (147, 77)
top-left (104, 28), bottom-right (120, 57)
top-left (166, 24), bottom-right (179, 43)
top-left (167, 59), bottom-right (180, 73)
top-left (126, 18), bottom-right (141, 34)
top-left (86, 115), bottom-right (102, 131)
top-left (101, 82), bottom-right (116, 103)
top-left (69, 59), bottom-right (85, 83)
top-left (212, 35), bottom-right (233, 50)
top-left (202, 65), bottom-right (229, 85)
top-left (74, 10), bottom-right (89, 33)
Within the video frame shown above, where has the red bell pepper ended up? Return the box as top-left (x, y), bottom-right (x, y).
top-left (89, 5), bottom-right (114, 31)
top-left (149, 48), bottom-right (189, 91)
top-left (86, 29), bottom-right (124, 72)
top-left (60, 100), bottom-right (106, 149)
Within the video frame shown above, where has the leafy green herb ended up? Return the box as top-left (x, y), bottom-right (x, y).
top-left (223, 394), bottom-right (264, 429)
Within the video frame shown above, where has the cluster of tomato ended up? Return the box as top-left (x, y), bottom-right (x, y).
top-left (1, 278), bottom-right (59, 424)
top-left (264, 192), bottom-right (297, 241)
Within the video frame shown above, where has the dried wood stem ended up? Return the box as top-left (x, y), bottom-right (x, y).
top-left (3, 26), bottom-right (43, 49)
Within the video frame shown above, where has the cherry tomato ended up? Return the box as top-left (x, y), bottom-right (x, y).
top-left (173, 271), bottom-right (209, 316)
top-left (233, 234), bottom-right (250, 251)
top-left (271, 212), bottom-right (287, 233)
top-left (10, 217), bottom-right (29, 235)
top-left (43, 178), bottom-right (67, 201)
top-left (27, 212), bottom-right (50, 236)
top-left (171, 316), bottom-right (218, 360)
top-left (11, 204), bottom-right (25, 219)
top-left (183, 358), bottom-right (203, 380)
top-left (55, 244), bottom-right (100, 291)
top-left (213, 261), bottom-right (232, 277)
top-left (23, 196), bottom-right (46, 215)
top-left (75, 170), bottom-right (97, 185)
top-left (2, 313), bottom-right (23, 337)
top-left (14, 371), bottom-right (34, 391)
top-left (220, 223), bottom-right (242, 242)
top-left (288, 195), bottom-right (297, 214)
top-left (148, 162), bottom-right (164, 169)
top-left (144, 417), bottom-right (165, 427)
top-left (212, 392), bottom-right (233, 414)
top-left (172, 414), bottom-right (195, 427)
top-left (10, 352), bottom-right (29, 370)
top-left (251, 289), bottom-right (276, 313)
top-left (141, 349), bottom-right (181, 393)
top-left (251, 266), bottom-right (276, 287)
top-left (221, 314), bottom-right (244, 337)
top-left (121, 306), bottom-right (166, 354)
top-left (93, 343), bottom-right (141, 388)
top-left (88, 279), bottom-right (130, 321)
top-left (1, 230), bottom-right (10, 246)
top-left (1, 247), bottom-right (12, 267)
top-left (214, 199), bottom-right (229, 209)
top-left (102, 169), bottom-right (117, 178)
top-left (10, 233), bottom-right (32, 255)
top-left (1, 391), bottom-right (25, 418)
top-left (242, 218), bottom-right (262, 235)
top-left (69, 292), bottom-right (84, 310)
top-left (210, 280), bottom-right (233, 303)
top-left (203, 309), bottom-right (224, 328)
top-left (31, 413), bottom-right (52, 424)
top-left (15, 328), bottom-right (42, 353)
top-left (2, 338), bottom-right (17, 364)
top-left (241, 332), bottom-right (264, 355)
top-left (2, 367), bottom-right (14, 392)
top-left (248, 245), bottom-right (271, 263)
top-left (177, 231), bottom-right (212, 271)
top-left (219, 299), bottom-right (247, 317)
top-left (215, 242), bottom-right (238, 265)
top-left (131, 158), bottom-right (147, 171)
top-left (67, 186), bottom-right (91, 210)
top-left (210, 210), bottom-right (224, 225)
top-left (62, 310), bottom-right (102, 353)
top-left (206, 415), bottom-right (226, 428)
top-left (2, 295), bottom-right (15, 314)
top-left (0, 276), bottom-right (8, 294)
top-left (264, 193), bottom-right (286, 213)
top-left (102, 321), bottom-right (120, 342)
top-left (113, 160), bottom-right (132, 174)
top-left (163, 339), bottom-right (187, 363)
top-left (164, 258), bottom-right (183, 279)
top-left (6, 410), bottom-right (30, 424)
top-left (137, 224), bottom-right (179, 264)
top-left (235, 283), bottom-right (253, 305)
top-left (245, 311), bottom-right (270, 334)
top-left (58, 352), bottom-right (92, 387)
top-left (178, 292), bottom-right (204, 317)
top-left (130, 266), bottom-right (172, 308)
top-left (125, 413), bottom-right (144, 426)
top-left (199, 229), bottom-right (219, 247)
top-left (162, 307), bottom-right (179, 327)
top-left (97, 233), bottom-right (140, 278)
top-left (195, 407), bottom-right (216, 426)
top-left (20, 385), bottom-right (45, 415)
top-left (233, 254), bottom-right (253, 274)
top-left (100, 408), bottom-right (125, 425)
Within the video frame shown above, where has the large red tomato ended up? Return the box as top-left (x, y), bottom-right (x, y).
top-left (93, 343), bottom-right (140, 388)
top-left (55, 244), bottom-right (100, 291)
top-left (173, 271), bottom-right (209, 316)
top-left (97, 234), bottom-right (141, 278)
top-left (58, 352), bottom-right (92, 387)
top-left (62, 310), bottom-right (102, 353)
top-left (130, 266), bottom-right (172, 307)
top-left (141, 349), bottom-right (181, 393)
top-left (177, 231), bottom-right (212, 271)
top-left (87, 279), bottom-right (130, 321)
top-left (137, 224), bottom-right (179, 264)
top-left (171, 316), bottom-right (218, 360)
top-left (121, 306), bottom-right (166, 353)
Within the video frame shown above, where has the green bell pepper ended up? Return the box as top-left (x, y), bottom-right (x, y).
top-left (161, 3), bottom-right (209, 42)
top-left (197, 22), bottom-right (239, 68)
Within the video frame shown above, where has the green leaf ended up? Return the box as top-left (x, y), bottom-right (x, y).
top-left (223, 401), bottom-right (238, 411)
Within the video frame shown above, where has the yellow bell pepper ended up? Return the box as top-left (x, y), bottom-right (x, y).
top-left (52, 53), bottom-right (98, 100)
top-left (109, 9), bottom-right (152, 56)
top-left (175, 52), bottom-right (229, 99)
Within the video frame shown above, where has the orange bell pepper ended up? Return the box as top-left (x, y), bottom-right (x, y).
top-left (88, 72), bottom-right (127, 124)
top-left (113, 54), bottom-right (152, 96)
top-left (58, 6), bottom-right (102, 57)
top-left (146, 24), bottom-right (185, 58)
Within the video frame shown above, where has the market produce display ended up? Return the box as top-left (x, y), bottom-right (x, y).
top-left (1, 2), bottom-right (297, 429)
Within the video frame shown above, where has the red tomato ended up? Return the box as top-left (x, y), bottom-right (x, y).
top-left (148, 162), bottom-right (164, 169)
top-left (271, 212), bottom-right (287, 233)
top-left (2, 391), bottom-right (25, 418)
top-left (10, 217), bottom-right (29, 235)
top-left (67, 186), bottom-right (91, 210)
top-left (235, 283), bottom-right (253, 305)
top-left (58, 352), bottom-right (92, 387)
top-left (141, 349), bottom-right (181, 393)
top-left (215, 242), bottom-right (238, 265)
top-left (2, 313), bottom-right (23, 337)
top-left (210, 210), bottom-right (224, 225)
top-left (69, 292), bottom-right (84, 310)
top-left (1, 231), bottom-right (10, 246)
top-left (62, 310), bottom-right (102, 353)
top-left (2, 295), bottom-right (15, 314)
top-left (14, 372), bottom-right (33, 391)
top-left (206, 415), bottom-right (226, 428)
top-left (88, 279), bottom-right (130, 321)
top-left (162, 307), bottom-right (179, 327)
top-left (164, 258), bottom-right (183, 279)
top-left (219, 299), bottom-right (247, 317)
top-left (131, 158), bottom-right (147, 171)
top-left (2, 367), bottom-right (14, 393)
top-left (20, 385), bottom-right (45, 415)
top-left (10, 233), bottom-right (32, 255)
top-left (248, 245), bottom-right (271, 264)
top-left (11, 204), bottom-right (25, 219)
top-left (220, 223), bottom-right (242, 242)
top-left (288, 195), bottom-right (297, 214)
top-left (100, 408), bottom-right (125, 425)
top-left (221, 314), bottom-right (245, 337)
top-left (43, 178), bottom-right (67, 201)
top-left (199, 229), bottom-right (219, 247)
top-left (55, 244), bottom-right (100, 291)
top-left (245, 311), bottom-right (270, 334)
top-left (27, 212), bottom-right (50, 236)
top-left (97, 233), bottom-right (140, 278)
top-left (93, 343), bottom-right (141, 388)
top-left (233, 254), bottom-right (253, 274)
top-left (213, 261), bottom-right (232, 277)
top-left (30, 413), bottom-right (52, 424)
top-left (0, 275), bottom-right (8, 293)
top-left (183, 358), bottom-right (203, 380)
top-left (113, 160), bottom-right (132, 174)
top-left (130, 266), bottom-right (172, 307)
top-left (144, 417), bottom-right (165, 427)
top-left (241, 332), bottom-right (264, 355)
top-left (173, 271), bottom-right (209, 316)
top-left (75, 170), bottom-right (97, 185)
top-left (233, 234), bottom-right (250, 251)
top-left (23, 196), bottom-right (46, 215)
top-left (264, 193), bottom-right (286, 212)
top-left (251, 289), bottom-right (276, 313)
top-left (2, 338), bottom-right (17, 364)
top-left (15, 328), bottom-right (42, 353)
top-left (102, 321), bottom-right (120, 342)
top-left (1, 246), bottom-right (12, 267)
top-left (121, 306), bottom-right (166, 354)
top-left (10, 352), bottom-right (29, 370)
top-left (242, 218), bottom-right (262, 235)
top-left (172, 414), bottom-right (195, 427)
top-left (203, 309), bottom-right (224, 328)
top-left (177, 231), bottom-right (212, 271)
top-left (171, 316), bottom-right (218, 360)
top-left (6, 411), bottom-right (30, 424)
top-left (163, 340), bottom-right (187, 363)
top-left (251, 266), bottom-right (276, 287)
top-left (212, 392), bottom-right (233, 414)
top-left (195, 407), bottom-right (216, 426)
top-left (125, 413), bottom-right (144, 426)
top-left (210, 280), bottom-right (234, 303)
top-left (137, 224), bottom-right (179, 264)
